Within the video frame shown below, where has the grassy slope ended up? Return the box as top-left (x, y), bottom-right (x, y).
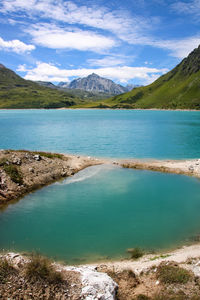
top-left (59, 87), bottom-right (117, 101)
top-left (0, 66), bottom-right (81, 108)
top-left (106, 69), bottom-right (200, 109)
top-left (78, 45), bottom-right (200, 110)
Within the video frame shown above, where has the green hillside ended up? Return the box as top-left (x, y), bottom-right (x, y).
top-left (0, 65), bottom-right (81, 108)
top-left (82, 45), bottom-right (200, 110)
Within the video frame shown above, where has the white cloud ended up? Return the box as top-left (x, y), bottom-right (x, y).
top-left (19, 62), bottom-right (168, 84)
top-left (0, 0), bottom-right (149, 44)
top-left (152, 37), bottom-right (200, 58)
top-left (87, 56), bottom-right (126, 67)
top-left (26, 24), bottom-right (116, 52)
top-left (0, 36), bottom-right (35, 53)
top-left (1, 0), bottom-right (199, 58)
top-left (171, 0), bottom-right (200, 17)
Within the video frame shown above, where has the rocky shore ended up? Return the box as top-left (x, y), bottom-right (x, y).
top-left (2, 244), bottom-right (200, 299)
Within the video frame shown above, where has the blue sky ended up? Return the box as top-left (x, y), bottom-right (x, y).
top-left (0, 0), bottom-right (200, 86)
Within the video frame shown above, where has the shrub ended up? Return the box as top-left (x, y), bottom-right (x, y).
top-left (3, 164), bottom-right (23, 185)
top-left (0, 158), bottom-right (9, 166)
top-left (127, 247), bottom-right (144, 259)
top-left (0, 258), bottom-right (14, 283)
top-left (156, 263), bottom-right (192, 284)
top-left (25, 253), bottom-right (63, 283)
top-left (136, 295), bottom-right (151, 300)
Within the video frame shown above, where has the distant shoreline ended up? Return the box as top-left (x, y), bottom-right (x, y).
top-left (0, 107), bottom-right (200, 111)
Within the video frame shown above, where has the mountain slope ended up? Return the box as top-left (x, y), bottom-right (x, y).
top-left (102, 45), bottom-right (200, 109)
top-left (59, 73), bottom-right (128, 95)
top-left (0, 65), bottom-right (80, 108)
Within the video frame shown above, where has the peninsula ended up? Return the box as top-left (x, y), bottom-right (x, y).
top-left (1, 149), bottom-right (200, 208)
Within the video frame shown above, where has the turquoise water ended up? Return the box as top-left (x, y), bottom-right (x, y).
top-left (1, 165), bottom-right (200, 263)
top-left (1, 109), bottom-right (200, 262)
top-left (0, 109), bottom-right (200, 158)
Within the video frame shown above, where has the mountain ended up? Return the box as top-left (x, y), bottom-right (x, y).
top-left (58, 82), bottom-right (70, 88)
top-left (36, 81), bottom-right (57, 89)
top-left (59, 73), bottom-right (128, 95)
top-left (0, 65), bottom-right (81, 108)
top-left (101, 45), bottom-right (200, 109)
top-left (125, 84), bottom-right (142, 91)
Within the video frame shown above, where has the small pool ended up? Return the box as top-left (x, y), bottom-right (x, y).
top-left (1, 165), bottom-right (200, 263)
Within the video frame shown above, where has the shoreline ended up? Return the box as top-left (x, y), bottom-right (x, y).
top-left (0, 107), bottom-right (200, 111)
top-left (0, 150), bottom-right (106, 208)
top-left (2, 242), bottom-right (200, 299)
top-left (94, 242), bottom-right (200, 273)
top-left (1, 149), bottom-right (200, 208)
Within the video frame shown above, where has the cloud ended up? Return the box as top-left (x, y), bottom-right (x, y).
top-left (0, 0), bottom-right (149, 43)
top-left (26, 24), bottom-right (116, 52)
top-left (152, 37), bottom-right (200, 58)
top-left (1, 0), bottom-right (199, 58)
top-left (18, 62), bottom-right (168, 84)
top-left (0, 37), bottom-right (35, 53)
top-left (171, 0), bottom-right (200, 17)
top-left (87, 56), bottom-right (126, 67)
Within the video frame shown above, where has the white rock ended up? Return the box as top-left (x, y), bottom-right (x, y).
top-left (64, 266), bottom-right (117, 300)
top-left (33, 154), bottom-right (41, 161)
top-left (12, 157), bottom-right (21, 165)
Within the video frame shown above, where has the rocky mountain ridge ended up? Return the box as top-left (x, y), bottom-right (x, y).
top-left (58, 73), bottom-right (130, 94)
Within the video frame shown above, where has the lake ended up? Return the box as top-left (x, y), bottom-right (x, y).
top-left (0, 109), bottom-right (200, 159)
top-left (0, 109), bottom-right (200, 263)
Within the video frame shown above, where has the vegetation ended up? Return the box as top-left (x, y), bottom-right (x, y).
top-left (0, 65), bottom-right (81, 108)
top-left (127, 247), bottom-right (144, 259)
top-left (0, 158), bottom-right (23, 184)
top-left (150, 254), bottom-right (170, 261)
top-left (156, 263), bottom-right (192, 284)
top-left (32, 151), bottom-right (64, 159)
top-left (135, 294), bottom-right (151, 300)
top-left (25, 253), bottom-right (63, 283)
top-left (0, 258), bottom-right (14, 283)
top-left (59, 86), bottom-right (115, 101)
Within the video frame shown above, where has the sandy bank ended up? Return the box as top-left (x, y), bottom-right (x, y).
top-left (95, 243), bottom-right (200, 275)
top-left (119, 158), bottom-right (200, 178)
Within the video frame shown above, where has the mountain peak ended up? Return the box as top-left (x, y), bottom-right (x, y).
top-left (0, 64), bottom-right (5, 69)
top-left (63, 73), bottom-right (128, 94)
top-left (177, 44), bottom-right (200, 76)
top-left (89, 73), bottom-right (100, 78)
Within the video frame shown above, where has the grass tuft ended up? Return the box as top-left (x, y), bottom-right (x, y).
top-left (3, 164), bottom-right (23, 185)
top-left (127, 247), bottom-right (144, 259)
top-left (25, 253), bottom-right (63, 283)
top-left (156, 263), bottom-right (192, 284)
top-left (0, 158), bottom-right (23, 184)
top-left (32, 151), bottom-right (64, 160)
top-left (0, 257), bottom-right (14, 283)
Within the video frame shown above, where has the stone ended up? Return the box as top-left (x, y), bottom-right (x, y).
top-left (33, 154), bottom-right (41, 161)
top-left (12, 157), bottom-right (22, 165)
